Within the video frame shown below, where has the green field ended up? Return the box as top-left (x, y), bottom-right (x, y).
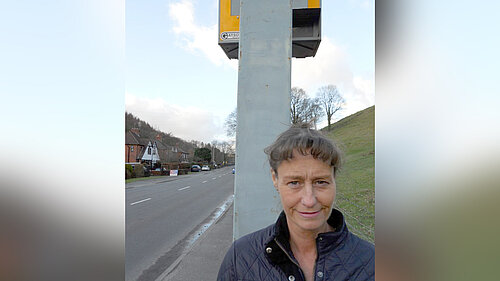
top-left (323, 106), bottom-right (375, 243)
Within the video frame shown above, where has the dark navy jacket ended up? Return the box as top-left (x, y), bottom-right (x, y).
top-left (217, 209), bottom-right (374, 281)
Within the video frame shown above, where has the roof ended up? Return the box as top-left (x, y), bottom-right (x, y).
top-left (125, 131), bottom-right (142, 145)
top-left (137, 146), bottom-right (146, 160)
top-left (155, 141), bottom-right (169, 150)
top-left (136, 141), bottom-right (156, 160)
top-left (126, 130), bottom-right (192, 161)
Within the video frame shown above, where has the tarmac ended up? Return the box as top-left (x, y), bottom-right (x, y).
top-left (158, 204), bottom-right (234, 281)
top-left (126, 174), bottom-right (235, 281)
top-left (126, 175), bottom-right (184, 189)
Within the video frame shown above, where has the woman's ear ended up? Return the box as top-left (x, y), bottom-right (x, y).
top-left (271, 169), bottom-right (278, 189)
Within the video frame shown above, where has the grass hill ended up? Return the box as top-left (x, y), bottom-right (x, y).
top-left (322, 105), bottom-right (374, 242)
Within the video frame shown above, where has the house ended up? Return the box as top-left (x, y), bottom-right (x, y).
top-left (125, 129), bottom-right (191, 169)
top-left (125, 129), bottom-right (143, 163)
top-left (139, 140), bottom-right (160, 168)
top-left (125, 128), bottom-right (160, 168)
top-left (172, 145), bottom-right (189, 164)
top-left (154, 134), bottom-right (190, 165)
top-left (178, 148), bottom-right (189, 163)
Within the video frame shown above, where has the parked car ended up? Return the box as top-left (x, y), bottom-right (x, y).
top-left (201, 165), bottom-right (210, 171)
top-left (191, 165), bottom-right (201, 172)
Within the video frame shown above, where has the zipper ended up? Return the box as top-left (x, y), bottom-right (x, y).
top-left (274, 238), bottom-right (306, 281)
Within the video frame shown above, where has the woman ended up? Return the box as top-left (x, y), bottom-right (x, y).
top-left (217, 124), bottom-right (374, 281)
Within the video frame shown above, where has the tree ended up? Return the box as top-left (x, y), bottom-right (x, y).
top-left (304, 98), bottom-right (324, 129)
top-left (224, 108), bottom-right (237, 138)
top-left (211, 140), bottom-right (222, 163)
top-left (194, 147), bottom-right (211, 162)
top-left (291, 87), bottom-right (306, 124)
top-left (218, 141), bottom-right (227, 163)
top-left (316, 85), bottom-right (345, 130)
top-left (290, 87), bottom-right (323, 127)
top-left (190, 140), bottom-right (202, 148)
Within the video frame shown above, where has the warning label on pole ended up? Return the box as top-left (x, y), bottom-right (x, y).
top-left (220, 31), bottom-right (239, 41)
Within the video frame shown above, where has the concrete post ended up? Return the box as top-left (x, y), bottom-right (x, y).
top-left (233, 0), bottom-right (292, 240)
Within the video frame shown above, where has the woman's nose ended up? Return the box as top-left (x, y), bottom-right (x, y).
top-left (301, 184), bottom-right (317, 208)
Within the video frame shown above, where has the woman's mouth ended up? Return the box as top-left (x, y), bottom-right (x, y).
top-left (298, 210), bottom-right (321, 218)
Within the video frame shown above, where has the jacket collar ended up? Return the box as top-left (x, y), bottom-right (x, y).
top-left (268, 208), bottom-right (349, 260)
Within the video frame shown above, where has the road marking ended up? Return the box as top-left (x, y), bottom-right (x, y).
top-left (130, 198), bottom-right (151, 205)
top-left (178, 186), bottom-right (191, 191)
top-left (202, 180), bottom-right (208, 183)
top-left (212, 177), bottom-right (216, 180)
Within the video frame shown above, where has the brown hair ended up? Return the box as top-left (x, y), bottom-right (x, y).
top-left (264, 123), bottom-right (342, 176)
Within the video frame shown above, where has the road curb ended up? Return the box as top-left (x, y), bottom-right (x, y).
top-left (154, 195), bottom-right (234, 281)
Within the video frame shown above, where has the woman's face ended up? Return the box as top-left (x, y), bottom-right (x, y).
top-left (271, 151), bottom-right (336, 236)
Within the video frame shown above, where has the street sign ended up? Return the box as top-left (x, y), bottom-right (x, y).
top-left (218, 0), bottom-right (321, 59)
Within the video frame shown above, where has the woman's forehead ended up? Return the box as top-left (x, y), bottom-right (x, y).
top-left (283, 150), bottom-right (329, 164)
top-left (277, 155), bottom-right (333, 174)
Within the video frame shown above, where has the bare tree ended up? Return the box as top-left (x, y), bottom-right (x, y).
top-left (219, 141), bottom-right (231, 164)
top-left (211, 140), bottom-right (219, 163)
top-left (316, 85), bottom-right (345, 130)
top-left (190, 140), bottom-right (202, 148)
top-left (224, 108), bottom-right (237, 137)
top-left (219, 141), bottom-right (231, 155)
top-left (290, 87), bottom-right (323, 127)
top-left (290, 87), bottom-right (307, 124)
top-left (304, 98), bottom-right (324, 129)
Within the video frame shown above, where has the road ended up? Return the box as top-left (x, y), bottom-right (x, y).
top-left (126, 166), bottom-right (234, 281)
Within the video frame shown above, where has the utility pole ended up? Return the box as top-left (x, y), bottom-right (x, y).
top-left (233, 0), bottom-right (292, 239)
top-left (219, 0), bottom-right (321, 240)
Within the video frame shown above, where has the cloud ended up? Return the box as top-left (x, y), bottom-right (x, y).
top-left (292, 37), bottom-right (374, 120)
top-left (125, 93), bottom-right (224, 143)
top-left (167, 1), bottom-right (373, 121)
top-left (168, 0), bottom-right (237, 69)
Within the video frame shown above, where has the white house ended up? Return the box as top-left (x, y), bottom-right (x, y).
top-left (140, 141), bottom-right (160, 165)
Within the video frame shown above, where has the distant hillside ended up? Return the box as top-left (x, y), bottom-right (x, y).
top-left (125, 112), bottom-right (196, 154)
top-left (323, 106), bottom-right (374, 242)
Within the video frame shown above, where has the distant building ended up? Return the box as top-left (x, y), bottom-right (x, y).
top-left (139, 140), bottom-right (160, 167)
top-left (125, 129), bottom-right (143, 163)
top-left (125, 129), bottom-right (190, 168)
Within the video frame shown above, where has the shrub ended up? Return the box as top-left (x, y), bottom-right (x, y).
top-left (125, 164), bottom-right (134, 179)
top-left (125, 164), bottom-right (133, 173)
top-left (134, 164), bottom-right (145, 178)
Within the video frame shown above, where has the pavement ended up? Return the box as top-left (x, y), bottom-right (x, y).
top-left (159, 204), bottom-right (234, 281)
